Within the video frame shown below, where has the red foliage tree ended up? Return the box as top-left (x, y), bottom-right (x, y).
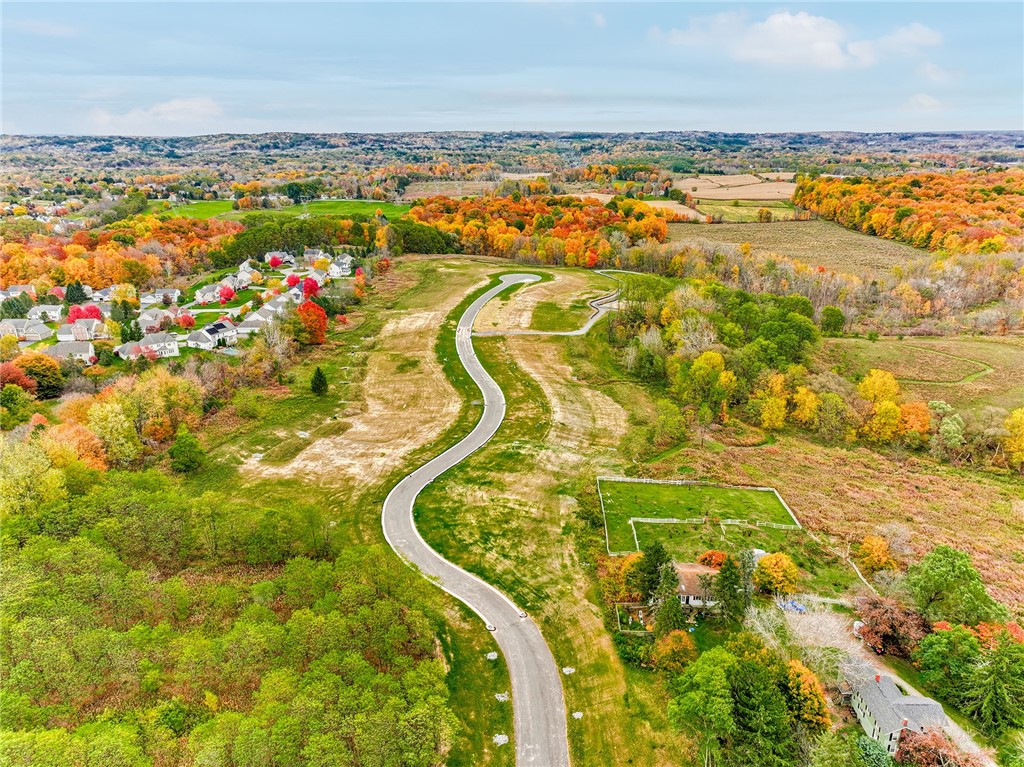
top-left (286, 273), bottom-right (301, 288)
top-left (296, 301), bottom-right (327, 345)
top-left (697, 550), bottom-right (728, 569)
top-left (302, 277), bottom-right (320, 299)
top-left (269, 255), bottom-right (283, 268)
top-left (177, 313), bottom-right (196, 328)
top-left (857, 596), bottom-right (931, 657)
top-left (896, 729), bottom-right (982, 767)
top-left (218, 285), bottom-right (236, 302)
top-left (0, 362), bottom-right (38, 394)
top-left (373, 257), bottom-right (391, 276)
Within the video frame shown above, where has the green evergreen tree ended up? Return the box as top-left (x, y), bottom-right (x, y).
top-left (964, 632), bottom-right (1024, 736)
top-left (627, 541), bottom-right (670, 603)
top-left (168, 426), bottom-right (205, 473)
top-left (310, 366), bottom-right (328, 396)
top-left (728, 659), bottom-right (798, 767)
top-left (655, 592), bottom-right (688, 639)
top-left (64, 280), bottom-right (87, 305)
top-left (714, 556), bottom-right (745, 622)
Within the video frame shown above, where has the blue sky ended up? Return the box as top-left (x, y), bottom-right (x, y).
top-left (2, 2), bottom-right (1021, 135)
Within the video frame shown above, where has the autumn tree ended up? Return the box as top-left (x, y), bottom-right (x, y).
top-left (857, 534), bottom-right (895, 575)
top-left (856, 595), bottom-right (929, 657)
top-left (294, 301), bottom-right (328, 345)
top-left (858, 369), bottom-right (900, 405)
top-left (1003, 407), bottom-right (1024, 470)
top-left (651, 629), bottom-right (698, 674)
top-left (896, 729), bottom-right (982, 767)
top-left (752, 553), bottom-right (799, 595)
top-left (783, 659), bottom-right (831, 733)
top-left (12, 352), bottom-right (64, 399)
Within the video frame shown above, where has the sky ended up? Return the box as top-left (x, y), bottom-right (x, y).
top-left (2, 1), bottom-right (1022, 136)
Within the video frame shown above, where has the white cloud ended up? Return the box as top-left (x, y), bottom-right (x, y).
top-left (906, 93), bottom-right (942, 111)
top-left (917, 61), bottom-right (954, 83)
top-left (88, 98), bottom-right (226, 136)
top-left (593, 12), bottom-right (606, 28)
top-left (5, 19), bottom-right (78, 38)
top-left (657, 11), bottom-right (941, 71)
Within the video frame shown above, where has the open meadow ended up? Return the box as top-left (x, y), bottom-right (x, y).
top-left (693, 198), bottom-right (795, 223)
top-left (819, 336), bottom-right (1024, 414)
top-left (668, 219), bottom-right (930, 275)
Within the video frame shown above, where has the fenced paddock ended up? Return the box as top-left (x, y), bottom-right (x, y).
top-left (597, 476), bottom-right (801, 557)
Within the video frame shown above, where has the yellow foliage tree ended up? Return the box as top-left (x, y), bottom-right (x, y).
top-left (1004, 407), bottom-right (1024, 470)
top-left (856, 534), bottom-right (895, 574)
top-left (651, 630), bottom-right (698, 675)
top-left (752, 552), bottom-right (799, 595)
top-left (862, 400), bottom-right (902, 443)
top-left (857, 368), bottom-right (900, 404)
top-left (760, 396), bottom-right (788, 431)
top-left (790, 386), bottom-right (821, 427)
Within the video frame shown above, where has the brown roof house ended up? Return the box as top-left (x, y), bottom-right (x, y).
top-left (674, 563), bottom-right (718, 609)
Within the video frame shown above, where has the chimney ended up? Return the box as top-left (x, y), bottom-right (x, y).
top-left (902, 718), bottom-right (909, 728)
top-left (875, 674), bottom-right (881, 683)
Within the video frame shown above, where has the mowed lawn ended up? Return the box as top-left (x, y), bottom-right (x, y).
top-left (599, 479), bottom-right (857, 596)
top-left (171, 199), bottom-right (410, 220)
top-left (599, 479), bottom-right (796, 553)
top-left (668, 219), bottom-right (928, 276)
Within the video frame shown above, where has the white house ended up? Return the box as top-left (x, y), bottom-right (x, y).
top-left (303, 247), bottom-right (327, 264)
top-left (6, 284), bottom-right (36, 299)
top-left (57, 318), bottom-right (109, 342)
top-left (91, 287), bottom-right (113, 302)
top-left (307, 269), bottom-right (328, 286)
top-left (328, 253), bottom-right (354, 278)
top-left (0, 319), bottom-right (53, 341)
top-left (140, 288), bottom-right (181, 306)
top-left (44, 341), bottom-right (95, 364)
top-left (27, 304), bottom-right (64, 323)
top-left (186, 319), bottom-right (237, 349)
top-left (851, 674), bottom-right (947, 756)
top-left (116, 332), bottom-right (180, 360)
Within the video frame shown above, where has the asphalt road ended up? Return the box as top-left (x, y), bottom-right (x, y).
top-left (381, 273), bottom-right (570, 767)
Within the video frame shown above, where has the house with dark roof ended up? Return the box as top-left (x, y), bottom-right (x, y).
top-left (186, 319), bottom-right (237, 350)
top-left (851, 674), bottom-right (947, 755)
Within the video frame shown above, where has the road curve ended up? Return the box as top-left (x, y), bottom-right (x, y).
top-left (381, 273), bottom-right (570, 767)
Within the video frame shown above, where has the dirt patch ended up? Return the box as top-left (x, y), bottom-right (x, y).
top-left (508, 337), bottom-right (627, 452)
top-left (474, 271), bottom-right (612, 332)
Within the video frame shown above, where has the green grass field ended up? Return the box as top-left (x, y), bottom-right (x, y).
top-left (170, 199), bottom-right (411, 221)
top-left (694, 199), bottom-right (795, 223)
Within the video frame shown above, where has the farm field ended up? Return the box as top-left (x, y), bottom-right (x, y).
top-left (400, 179), bottom-right (498, 200)
top-left (819, 336), bottom-right (1024, 414)
top-left (172, 199), bottom-right (410, 220)
top-left (599, 479), bottom-right (855, 596)
top-left (672, 173), bottom-right (796, 200)
top-left (694, 198), bottom-right (795, 223)
top-left (668, 219), bottom-right (929, 275)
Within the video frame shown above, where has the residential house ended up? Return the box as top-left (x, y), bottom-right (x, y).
top-left (186, 319), bottom-right (237, 350)
top-left (328, 253), bottom-right (354, 278)
top-left (238, 260), bottom-right (262, 281)
top-left (57, 318), bottom-right (109, 342)
top-left (115, 332), bottom-right (180, 360)
top-left (82, 302), bottom-right (113, 318)
top-left (851, 674), bottom-right (947, 755)
top-left (139, 308), bottom-right (171, 333)
top-left (91, 287), bottom-right (113, 302)
top-left (79, 284), bottom-right (95, 298)
top-left (264, 250), bottom-right (294, 266)
top-left (673, 563), bottom-right (719, 609)
top-left (196, 276), bottom-right (245, 304)
top-left (6, 284), bottom-right (36, 300)
top-left (0, 318), bottom-right (53, 342)
top-left (27, 304), bottom-right (64, 323)
top-left (236, 307), bottom-right (275, 335)
top-left (44, 341), bottom-right (95, 364)
top-left (303, 247), bottom-right (328, 264)
top-left (307, 269), bottom-right (328, 286)
top-left (140, 288), bottom-right (181, 306)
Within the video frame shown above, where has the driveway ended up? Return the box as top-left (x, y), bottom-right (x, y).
top-left (381, 273), bottom-right (570, 767)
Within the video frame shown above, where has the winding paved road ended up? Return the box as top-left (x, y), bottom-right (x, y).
top-left (381, 273), bottom-right (570, 767)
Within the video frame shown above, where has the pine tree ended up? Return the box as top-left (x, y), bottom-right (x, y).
top-left (310, 366), bottom-right (328, 396)
top-left (656, 592), bottom-right (688, 638)
top-left (714, 556), bottom-right (745, 622)
top-left (64, 280), bottom-right (87, 305)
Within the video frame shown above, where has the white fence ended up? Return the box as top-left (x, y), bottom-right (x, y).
top-left (597, 475), bottom-right (803, 555)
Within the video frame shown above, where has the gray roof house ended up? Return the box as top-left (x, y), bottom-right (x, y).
top-left (44, 341), bottom-right (95, 364)
top-left (27, 304), bottom-right (64, 322)
top-left (851, 674), bottom-right (947, 755)
top-left (307, 268), bottom-right (328, 286)
top-left (328, 253), bottom-right (354, 278)
top-left (303, 247), bottom-right (327, 263)
top-left (186, 319), bottom-right (237, 350)
top-left (0, 318), bottom-right (54, 342)
top-left (264, 250), bottom-right (294, 266)
top-left (236, 307), bottom-right (274, 335)
top-left (139, 308), bottom-right (171, 333)
top-left (115, 332), bottom-right (180, 360)
top-left (6, 284), bottom-right (36, 298)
